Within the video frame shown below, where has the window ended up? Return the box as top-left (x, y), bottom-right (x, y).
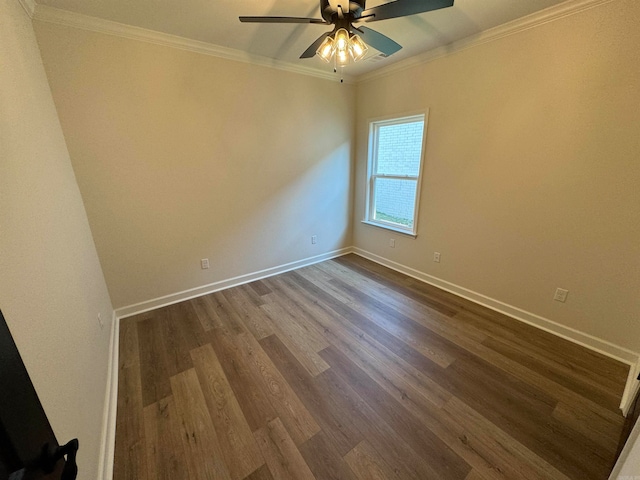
top-left (364, 113), bottom-right (427, 236)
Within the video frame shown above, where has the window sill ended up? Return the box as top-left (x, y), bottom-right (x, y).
top-left (361, 220), bottom-right (418, 238)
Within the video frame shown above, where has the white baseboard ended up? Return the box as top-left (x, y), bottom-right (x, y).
top-left (115, 247), bottom-right (353, 319)
top-left (97, 311), bottom-right (119, 480)
top-left (621, 359), bottom-right (640, 417)
top-left (352, 248), bottom-right (640, 412)
top-left (99, 244), bottom-right (638, 480)
top-left (100, 248), bottom-right (351, 476)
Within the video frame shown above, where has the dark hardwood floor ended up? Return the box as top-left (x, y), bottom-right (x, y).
top-left (113, 254), bottom-right (628, 480)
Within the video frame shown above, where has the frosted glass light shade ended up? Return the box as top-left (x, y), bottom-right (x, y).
top-left (316, 36), bottom-right (335, 62)
top-left (350, 34), bottom-right (368, 61)
top-left (315, 28), bottom-right (368, 65)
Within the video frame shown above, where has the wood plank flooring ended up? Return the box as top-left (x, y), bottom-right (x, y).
top-left (113, 254), bottom-right (628, 480)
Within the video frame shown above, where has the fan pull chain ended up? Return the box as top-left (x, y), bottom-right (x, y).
top-left (332, 56), bottom-right (344, 83)
top-left (331, 51), bottom-right (344, 83)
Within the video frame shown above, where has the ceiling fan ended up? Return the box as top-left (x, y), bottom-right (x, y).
top-left (240, 0), bottom-right (454, 67)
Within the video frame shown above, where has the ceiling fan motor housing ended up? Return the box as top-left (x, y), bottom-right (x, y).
top-left (321, 0), bottom-right (366, 23)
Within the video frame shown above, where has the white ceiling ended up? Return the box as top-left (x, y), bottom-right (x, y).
top-left (35, 0), bottom-right (571, 77)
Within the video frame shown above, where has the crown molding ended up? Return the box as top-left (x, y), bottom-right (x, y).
top-left (28, 0), bottom-right (614, 84)
top-left (18, 0), bottom-right (36, 18)
top-left (357, 0), bottom-right (616, 84)
top-left (31, 4), bottom-right (355, 84)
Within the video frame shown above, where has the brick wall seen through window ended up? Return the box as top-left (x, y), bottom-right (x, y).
top-left (366, 114), bottom-right (426, 234)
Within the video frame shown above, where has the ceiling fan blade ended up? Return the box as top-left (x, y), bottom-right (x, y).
top-left (239, 16), bottom-right (329, 24)
top-left (361, 0), bottom-right (454, 22)
top-left (357, 26), bottom-right (402, 56)
top-left (300, 32), bottom-right (331, 59)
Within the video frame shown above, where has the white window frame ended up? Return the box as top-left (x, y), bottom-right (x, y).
top-left (363, 111), bottom-right (428, 237)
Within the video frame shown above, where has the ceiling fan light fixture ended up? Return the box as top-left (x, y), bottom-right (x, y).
top-left (337, 49), bottom-right (349, 65)
top-left (335, 28), bottom-right (350, 65)
top-left (317, 36), bottom-right (335, 62)
top-left (349, 33), bottom-right (368, 61)
top-left (315, 28), bottom-right (368, 65)
top-left (242, 0), bottom-right (457, 71)
top-left (335, 28), bottom-right (349, 51)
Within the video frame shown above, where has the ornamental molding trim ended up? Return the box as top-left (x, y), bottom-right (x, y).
top-left (357, 0), bottom-right (615, 83)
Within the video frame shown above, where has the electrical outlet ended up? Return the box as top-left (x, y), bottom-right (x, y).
top-left (433, 252), bottom-right (441, 263)
top-left (97, 313), bottom-right (104, 329)
top-left (201, 258), bottom-right (210, 269)
top-left (311, 235), bottom-right (317, 245)
top-left (554, 288), bottom-right (569, 303)
top-left (389, 239), bottom-right (395, 248)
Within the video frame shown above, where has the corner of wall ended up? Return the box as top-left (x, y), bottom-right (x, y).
top-left (621, 359), bottom-right (640, 416)
top-left (352, 248), bottom-right (640, 407)
top-left (97, 311), bottom-right (119, 480)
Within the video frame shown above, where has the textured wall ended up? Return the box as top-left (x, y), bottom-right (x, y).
top-left (0, 1), bottom-right (114, 477)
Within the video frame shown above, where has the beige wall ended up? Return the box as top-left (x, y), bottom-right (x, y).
top-left (0, 1), bottom-right (114, 478)
top-left (33, 22), bottom-right (355, 309)
top-left (25, 0), bottom-right (638, 357)
top-left (3, 0), bottom-right (636, 475)
top-left (353, 0), bottom-right (640, 353)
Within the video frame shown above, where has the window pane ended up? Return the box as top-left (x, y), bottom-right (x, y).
top-left (375, 121), bottom-right (424, 176)
top-left (373, 177), bottom-right (417, 229)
